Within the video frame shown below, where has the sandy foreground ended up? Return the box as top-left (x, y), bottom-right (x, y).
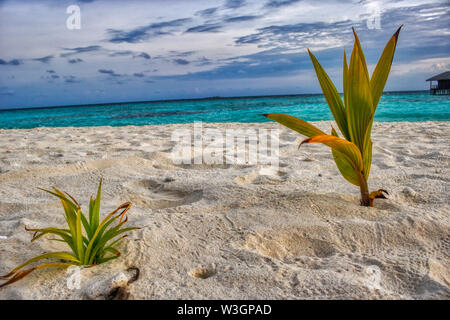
top-left (0, 121), bottom-right (449, 300)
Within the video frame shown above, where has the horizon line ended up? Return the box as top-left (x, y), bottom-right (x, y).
top-left (0, 89), bottom-right (428, 113)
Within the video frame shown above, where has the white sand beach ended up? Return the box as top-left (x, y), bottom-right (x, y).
top-left (0, 121), bottom-right (449, 299)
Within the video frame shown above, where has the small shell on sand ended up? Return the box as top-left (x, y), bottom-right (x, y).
top-left (402, 186), bottom-right (417, 197)
top-left (188, 267), bottom-right (215, 279)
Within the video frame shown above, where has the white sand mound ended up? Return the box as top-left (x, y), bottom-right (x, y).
top-left (0, 121), bottom-right (448, 299)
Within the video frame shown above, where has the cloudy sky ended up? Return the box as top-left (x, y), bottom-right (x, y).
top-left (0, 0), bottom-right (449, 109)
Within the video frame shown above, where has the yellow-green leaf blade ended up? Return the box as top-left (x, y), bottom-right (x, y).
top-left (0, 252), bottom-right (79, 279)
top-left (363, 130), bottom-right (373, 180)
top-left (346, 30), bottom-right (373, 153)
top-left (88, 227), bottom-right (138, 265)
top-left (307, 49), bottom-right (350, 140)
top-left (300, 134), bottom-right (364, 174)
top-left (370, 26), bottom-right (402, 110)
top-left (42, 188), bottom-right (79, 241)
top-left (80, 211), bottom-right (91, 240)
top-left (343, 50), bottom-right (349, 108)
top-left (83, 202), bottom-right (131, 265)
top-left (351, 28), bottom-right (370, 81)
top-left (262, 113), bottom-right (325, 137)
top-left (330, 128), bottom-right (360, 186)
top-left (364, 140), bottom-right (372, 180)
top-left (90, 178), bottom-right (102, 232)
top-left (25, 227), bottom-right (75, 251)
top-left (0, 262), bottom-right (76, 288)
top-left (75, 208), bottom-right (84, 262)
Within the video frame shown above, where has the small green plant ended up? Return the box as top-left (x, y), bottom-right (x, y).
top-left (0, 179), bottom-right (139, 287)
top-left (264, 26), bottom-right (402, 206)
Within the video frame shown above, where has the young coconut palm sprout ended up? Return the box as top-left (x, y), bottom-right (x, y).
top-left (0, 179), bottom-right (139, 287)
top-left (264, 26), bottom-right (402, 206)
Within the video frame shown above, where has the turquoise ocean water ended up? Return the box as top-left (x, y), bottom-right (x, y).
top-left (0, 91), bottom-right (448, 129)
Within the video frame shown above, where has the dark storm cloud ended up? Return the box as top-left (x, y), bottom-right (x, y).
top-left (185, 23), bottom-right (222, 33)
top-left (367, 2), bottom-right (450, 48)
top-left (196, 57), bottom-right (212, 66)
top-left (98, 69), bottom-right (122, 77)
top-left (235, 20), bottom-right (355, 48)
top-left (224, 0), bottom-right (246, 9)
top-left (158, 48), bottom-right (314, 81)
top-left (109, 50), bottom-right (134, 57)
top-left (195, 7), bottom-right (218, 17)
top-left (68, 58), bottom-right (84, 64)
top-left (42, 70), bottom-right (61, 82)
top-left (9, 59), bottom-right (21, 65)
top-left (136, 52), bottom-right (151, 60)
top-left (173, 58), bottom-right (190, 65)
top-left (224, 15), bottom-right (260, 23)
top-left (107, 18), bottom-right (192, 43)
top-left (60, 45), bottom-right (102, 57)
top-left (64, 75), bottom-right (81, 84)
top-left (0, 58), bottom-right (22, 66)
top-left (33, 55), bottom-right (54, 63)
top-left (155, 2), bottom-right (450, 83)
top-left (169, 50), bottom-right (196, 57)
top-left (233, 2), bottom-right (449, 54)
top-left (264, 0), bottom-right (302, 8)
top-left (108, 50), bottom-right (151, 60)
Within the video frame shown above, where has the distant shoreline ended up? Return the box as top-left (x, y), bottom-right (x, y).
top-left (0, 90), bottom-right (428, 113)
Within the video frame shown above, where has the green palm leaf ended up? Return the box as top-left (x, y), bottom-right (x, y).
top-left (0, 252), bottom-right (79, 280)
top-left (307, 49), bottom-right (350, 140)
top-left (370, 26), bottom-right (402, 109)
top-left (331, 128), bottom-right (360, 186)
top-left (262, 113), bottom-right (325, 137)
top-left (346, 30), bottom-right (373, 154)
top-left (299, 134), bottom-right (364, 176)
top-left (262, 26), bottom-right (401, 206)
top-left (343, 50), bottom-right (349, 108)
top-left (0, 262), bottom-right (77, 288)
top-left (1, 180), bottom-right (139, 287)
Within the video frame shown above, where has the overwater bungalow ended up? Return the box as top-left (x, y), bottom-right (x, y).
top-left (426, 71), bottom-right (450, 95)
